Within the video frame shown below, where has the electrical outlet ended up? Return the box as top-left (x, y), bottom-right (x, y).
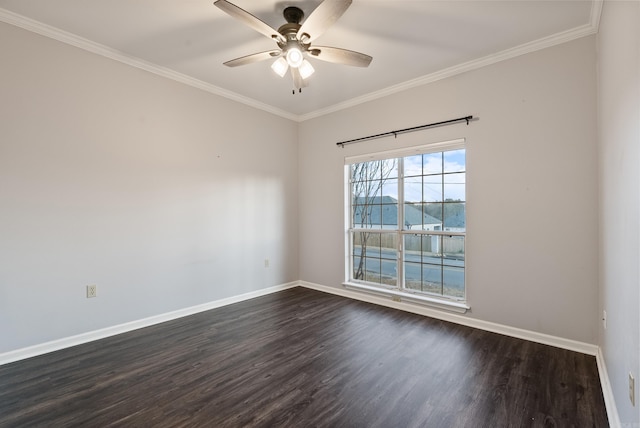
top-left (630, 372), bottom-right (635, 406)
top-left (603, 310), bottom-right (607, 329)
top-left (264, 259), bottom-right (269, 268)
top-left (392, 295), bottom-right (401, 302)
top-left (86, 284), bottom-right (97, 298)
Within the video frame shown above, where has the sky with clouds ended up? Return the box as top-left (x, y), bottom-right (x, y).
top-left (375, 149), bottom-right (466, 202)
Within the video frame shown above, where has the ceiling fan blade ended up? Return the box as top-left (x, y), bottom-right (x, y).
top-left (223, 50), bottom-right (281, 67)
top-left (297, 0), bottom-right (352, 43)
top-left (214, 0), bottom-right (285, 44)
top-left (309, 46), bottom-right (372, 67)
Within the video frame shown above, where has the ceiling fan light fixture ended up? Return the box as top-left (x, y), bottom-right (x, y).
top-left (299, 59), bottom-right (315, 79)
top-left (215, 0), bottom-right (372, 92)
top-left (271, 57), bottom-right (289, 77)
top-left (285, 47), bottom-right (304, 68)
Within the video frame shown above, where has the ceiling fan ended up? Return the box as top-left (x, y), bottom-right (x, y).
top-left (214, 0), bottom-right (372, 93)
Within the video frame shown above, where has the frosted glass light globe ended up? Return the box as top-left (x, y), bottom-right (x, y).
top-left (286, 48), bottom-right (304, 68)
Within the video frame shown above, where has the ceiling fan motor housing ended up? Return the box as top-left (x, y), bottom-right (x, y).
top-left (276, 21), bottom-right (309, 55)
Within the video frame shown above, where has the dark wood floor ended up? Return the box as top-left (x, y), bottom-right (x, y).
top-left (0, 287), bottom-right (608, 427)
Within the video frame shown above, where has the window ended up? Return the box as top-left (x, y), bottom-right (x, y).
top-left (345, 139), bottom-right (467, 308)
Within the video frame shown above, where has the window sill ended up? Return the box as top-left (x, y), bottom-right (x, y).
top-left (342, 282), bottom-right (470, 314)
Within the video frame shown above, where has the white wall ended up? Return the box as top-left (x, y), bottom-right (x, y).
top-left (299, 36), bottom-right (598, 344)
top-left (0, 22), bottom-right (299, 353)
top-left (597, 1), bottom-right (640, 425)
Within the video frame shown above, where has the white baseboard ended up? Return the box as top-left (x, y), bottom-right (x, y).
top-left (596, 348), bottom-right (623, 428)
top-left (0, 280), bottom-right (600, 362)
top-left (300, 281), bottom-right (598, 355)
top-left (0, 281), bottom-right (298, 366)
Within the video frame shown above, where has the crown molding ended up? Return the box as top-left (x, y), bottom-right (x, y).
top-left (299, 4), bottom-right (602, 121)
top-left (0, 8), bottom-right (299, 122)
top-left (1, 1), bottom-right (603, 124)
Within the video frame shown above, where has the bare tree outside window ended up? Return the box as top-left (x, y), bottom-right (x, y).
top-left (350, 159), bottom-right (397, 281)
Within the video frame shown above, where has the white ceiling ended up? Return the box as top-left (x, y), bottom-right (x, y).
top-left (0, 0), bottom-right (599, 120)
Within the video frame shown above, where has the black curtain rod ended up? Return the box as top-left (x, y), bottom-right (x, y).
top-left (336, 115), bottom-right (474, 147)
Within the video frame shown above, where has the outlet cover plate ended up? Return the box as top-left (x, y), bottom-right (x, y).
top-left (86, 284), bottom-right (97, 298)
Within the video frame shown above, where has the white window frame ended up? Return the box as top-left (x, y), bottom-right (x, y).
top-left (343, 138), bottom-right (470, 313)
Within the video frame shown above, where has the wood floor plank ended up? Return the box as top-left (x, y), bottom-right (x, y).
top-left (0, 287), bottom-right (608, 427)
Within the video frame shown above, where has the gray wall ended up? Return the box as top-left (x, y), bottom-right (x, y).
top-left (298, 36), bottom-right (599, 344)
top-left (597, 1), bottom-right (640, 425)
top-left (0, 22), bottom-right (299, 353)
top-left (2, 8), bottom-right (638, 423)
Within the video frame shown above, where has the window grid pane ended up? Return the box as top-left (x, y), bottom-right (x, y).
top-left (350, 232), bottom-right (397, 285)
top-left (401, 234), bottom-right (465, 299)
top-left (349, 147), bottom-right (465, 301)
